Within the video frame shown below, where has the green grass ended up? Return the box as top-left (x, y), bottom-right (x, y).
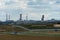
top-left (10, 31), bottom-right (60, 36)
top-left (0, 31), bottom-right (60, 36)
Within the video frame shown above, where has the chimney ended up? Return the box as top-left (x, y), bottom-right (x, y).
top-left (26, 15), bottom-right (28, 21)
top-left (41, 15), bottom-right (44, 21)
top-left (9, 14), bottom-right (10, 20)
top-left (6, 14), bottom-right (8, 21)
top-left (20, 14), bottom-right (22, 21)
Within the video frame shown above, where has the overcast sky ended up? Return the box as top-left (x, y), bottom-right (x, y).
top-left (0, 0), bottom-right (60, 21)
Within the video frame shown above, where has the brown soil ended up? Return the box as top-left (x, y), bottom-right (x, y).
top-left (0, 34), bottom-right (60, 40)
top-left (48, 31), bottom-right (60, 34)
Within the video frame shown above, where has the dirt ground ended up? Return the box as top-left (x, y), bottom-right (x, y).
top-left (0, 34), bottom-right (60, 40)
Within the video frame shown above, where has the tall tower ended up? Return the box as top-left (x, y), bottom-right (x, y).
top-left (41, 15), bottom-right (44, 21)
top-left (26, 14), bottom-right (28, 20)
top-left (9, 14), bottom-right (10, 20)
top-left (6, 14), bottom-right (8, 21)
top-left (20, 14), bottom-right (22, 21)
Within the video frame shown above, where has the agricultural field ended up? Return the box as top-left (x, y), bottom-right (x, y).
top-left (0, 34), bottom-right (60, 40)
top-left (0, 25), bottom-right (60, 40)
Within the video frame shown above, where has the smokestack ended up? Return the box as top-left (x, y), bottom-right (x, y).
top-left (9, 14), bottom-right (10, 20)
top-left (41, 15), bottom-right (44, 21)
top-left (6, 14), bottom-right (8, 21)
top-left (26, 14), bottom-right (28, 20)
top-left (6, 14), bottom-right (11, 21)
top-left (20, 14), bottom-right (22, 21)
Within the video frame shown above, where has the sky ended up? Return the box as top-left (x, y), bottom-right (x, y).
top-left (0, 0), bottom-right (60, 21)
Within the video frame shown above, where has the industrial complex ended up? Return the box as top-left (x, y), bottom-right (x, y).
top-left (0, 14), bottom-right (60, 26)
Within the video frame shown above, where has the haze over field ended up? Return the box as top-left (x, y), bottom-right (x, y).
top-left (0, 0), bottom-right (60, 21)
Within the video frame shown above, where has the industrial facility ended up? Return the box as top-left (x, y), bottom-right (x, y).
top-left (0, 13), bottom-right (60, 25)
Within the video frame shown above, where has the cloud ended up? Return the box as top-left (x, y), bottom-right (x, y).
top-left (0, 0), bottom-right (60, 21)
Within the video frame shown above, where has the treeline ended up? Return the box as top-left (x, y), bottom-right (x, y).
top-left (20, 24), bottom-right (60, 29)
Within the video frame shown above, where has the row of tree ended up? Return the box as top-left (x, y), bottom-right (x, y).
top-left (21, 24), bottom-right (60, 29)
